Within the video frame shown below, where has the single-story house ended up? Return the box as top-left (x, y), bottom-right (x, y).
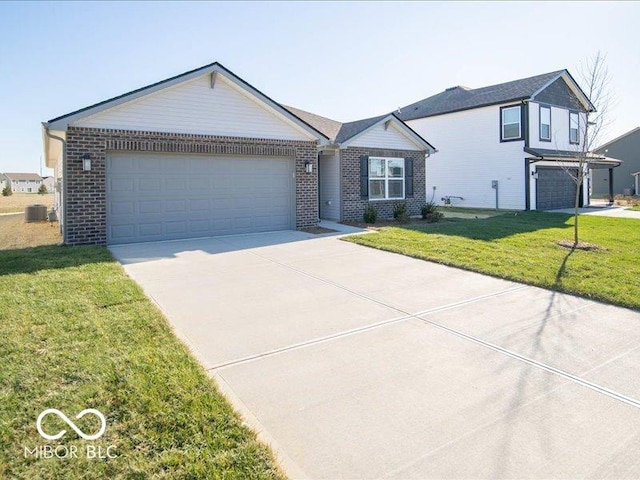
top-left (42, 62), bottom-right (435, 245)
top-left (593, 127), bottom-right (640, 196)
top-left (283, 106), bottom-right (435, 222)
top-left (397, 70), bottom-right (621, 210)
top-left (1, 173), bottom-right (43, 193)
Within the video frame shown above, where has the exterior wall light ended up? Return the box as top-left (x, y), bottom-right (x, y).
top-left (305, 160), bottom-right (313, 174)
top-left (82, 153), bottom-right (92, 171)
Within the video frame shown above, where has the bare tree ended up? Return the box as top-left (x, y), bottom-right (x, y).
top-left (560, 51), bottom-right (614, 246)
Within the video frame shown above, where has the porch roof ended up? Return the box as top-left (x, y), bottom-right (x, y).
top-left (524, 147), bottom-right (622, 169)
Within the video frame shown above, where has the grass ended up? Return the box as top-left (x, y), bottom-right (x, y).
top-left (344, 211), bottom-right (640, 311)
top-left (0, 248), bottom-right (284, 477)
top-left (0, 216), bottom-right (61, 250)
top-left (630, 205), bottom-right (640, 212)
top-left (0, 193), bottom-right (54, 214)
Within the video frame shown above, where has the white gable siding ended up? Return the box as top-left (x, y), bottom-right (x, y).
top-left (348, 122), bottom-right (421, 150)
top-left (408, 104), bottom-right (526, 210)
top-left (319, 151), bottom-right (340, 220)
top-left (71, 74), bottom-right (310, 141)
top-left (528, 102), bottom-right (586, 151)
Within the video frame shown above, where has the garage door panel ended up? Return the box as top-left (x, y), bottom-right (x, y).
top-left (189, 177), bottom-right (210, 190)
top-left (110, 178), bottom-right (134, 192)
top-left (138, 200), bottom-right (162, 214)
top-left (107, 153), bottom-right (295, 244)
top-left (168, 178), bottom-right (187, 190)
top-left (161, 158), bottom-right (187, 173)
top-left (111, 201), bottom-right (134, 215)
top-left (165, 200), bottom-right (187, 213)
top-left (165, 222), bottom-right (187, 235)
top-left (189, 199), bottom-right (210, 211)
top-left (139, 178), bottom-right (161, 192)
top-left (190, 220), bottom-right (210, 233)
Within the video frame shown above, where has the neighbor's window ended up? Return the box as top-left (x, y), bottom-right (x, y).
top-left (501, 106), bottom-right (521, 140)
top-left (569, 112), bottom-right (580, 144)
top-left (540, 105), bottom-right (551, 141)
top-left (369, 157), bottom-right (405, 200)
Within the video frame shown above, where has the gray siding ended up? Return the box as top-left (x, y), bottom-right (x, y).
top-left (535, 78), bottom-right (584, 111)
top-left (593, 129), bottom-right (640, 195)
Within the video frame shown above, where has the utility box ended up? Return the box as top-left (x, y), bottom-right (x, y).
top-left (24, 204), bottom-right (47, 223)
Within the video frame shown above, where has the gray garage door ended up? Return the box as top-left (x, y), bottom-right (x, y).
top-left (106, 153), bottom-right (295, 244)
top-left (536, 167), bottom-right (579, 210)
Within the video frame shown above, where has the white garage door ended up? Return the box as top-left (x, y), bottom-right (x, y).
top-left (106, 153), bottom-right (295, 244)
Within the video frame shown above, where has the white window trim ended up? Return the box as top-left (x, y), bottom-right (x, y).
top-left (501, 106), bottom-right (522, 140)
top-left (569, 112), bottom-right (580, 144)
top-left (368, 156), bottom-right (405, 201)
top-left (540, 105), bottom-right (551, 141)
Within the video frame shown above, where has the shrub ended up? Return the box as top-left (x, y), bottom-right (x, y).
top-left (363, 204), bottom-right (378, 224)
top-left (393, 202), bottom-right (410, 224)
top-left (421, 202), bottom-right (438, 219)
top-left (2, 184), bottom-right (12, 196)
top-left (38, 184), bottom-right (48, 195)
top-left (421, 202), bottom-right (444, 223)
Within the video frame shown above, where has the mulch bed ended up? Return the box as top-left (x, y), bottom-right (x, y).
top-left (556, 239), bottom-right (605, 251)
top-left (300, 226), bottom-right (339, 235)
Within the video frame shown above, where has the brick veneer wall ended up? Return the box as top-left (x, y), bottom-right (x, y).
top-left (65, 127), bottom-right (318, 245)
top-left (340, 147), bottom-right (426, 221)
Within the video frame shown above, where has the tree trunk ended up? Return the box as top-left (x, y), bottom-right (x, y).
top-left (574, 167), bottom-right (582, 246)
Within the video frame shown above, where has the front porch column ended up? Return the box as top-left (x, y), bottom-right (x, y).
top-left (608, 168), bottom-right (614, 204)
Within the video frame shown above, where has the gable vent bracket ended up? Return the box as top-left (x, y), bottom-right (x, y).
top-left (384, 120), bottom-right (391, 131)
top-left (210, 72), bottom-right (218, 89)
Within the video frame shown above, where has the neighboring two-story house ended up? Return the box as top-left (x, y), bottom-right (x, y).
top-left (593, 127), bottom-right (640, 197)
top-left (1, 173), bottom-right (44, 193)
top-left (398, 70), bottom-right (620, 210)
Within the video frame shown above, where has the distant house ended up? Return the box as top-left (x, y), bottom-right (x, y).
top-left (594, 127), bottom-right (640, 196)
top-left (1, 173), bottom-right (43, 193)
top-left (398, 70), bottom-right (621, 210)
top-left (42, 176), bottom-right (56, 193)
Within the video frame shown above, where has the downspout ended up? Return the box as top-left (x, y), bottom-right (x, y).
top-left (43, 124), bottom-right (67, 245)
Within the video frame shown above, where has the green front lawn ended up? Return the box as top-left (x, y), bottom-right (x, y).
top-left (0, 246), bottom-right (284, 479)
top-left (344, 211), bottom-right (640, 310)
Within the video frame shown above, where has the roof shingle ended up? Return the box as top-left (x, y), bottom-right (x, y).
top-left (2, 173), bottom-right (43, 181)
top-left (397, 70), bottom-right (566, 121)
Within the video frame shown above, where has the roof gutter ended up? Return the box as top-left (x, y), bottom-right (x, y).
top-left (42, 123), bottom-right (67, 245)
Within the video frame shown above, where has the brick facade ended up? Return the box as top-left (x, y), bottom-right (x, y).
top-left (340, 147), bottom-right (426, 221)
top-left (64, 127), bottom-right (318, 245)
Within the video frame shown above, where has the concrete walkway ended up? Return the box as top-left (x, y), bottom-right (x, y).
top-left (110, 231), bottom-right (640, 479)
top-left (548, 205), bottom-right (640, 219)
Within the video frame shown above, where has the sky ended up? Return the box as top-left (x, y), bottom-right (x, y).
top-left (1, 1), bottom-right (639, 175)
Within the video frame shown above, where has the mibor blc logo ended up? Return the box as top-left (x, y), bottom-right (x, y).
top-left (24, 408), bottom-right (117, 460)
top-left (37, 408), bottom-right (107, 441)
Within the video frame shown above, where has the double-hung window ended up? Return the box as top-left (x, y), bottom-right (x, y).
top-left (540, 105), bottom-right (551, 141)
top-left (368, 157), bottom-right (405, 200)
top-left (569, 112), bottom-right (579, 144)
top-left (501, 105), bottom-right (522, 141)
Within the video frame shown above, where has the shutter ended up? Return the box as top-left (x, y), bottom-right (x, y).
top-left (405, 158), bottom-right (414, 197)
top-left (360, 155), bottom-right (369, 198)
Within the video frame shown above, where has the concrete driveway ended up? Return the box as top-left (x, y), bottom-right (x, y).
top-left (110, 229), bottom-right (640, 479)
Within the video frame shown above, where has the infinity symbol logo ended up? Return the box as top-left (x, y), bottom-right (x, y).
top-left (36, 409), bottom-right (107, 441)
